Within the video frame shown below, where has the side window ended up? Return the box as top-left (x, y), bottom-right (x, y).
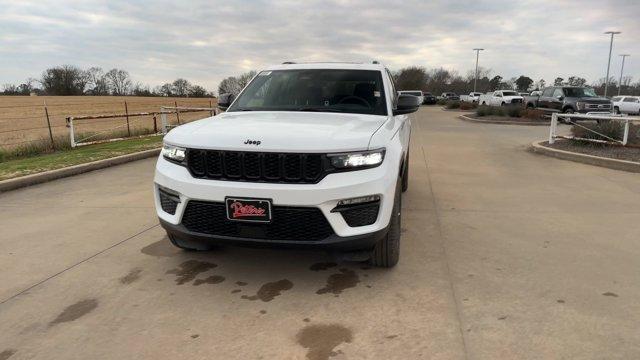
top-left (552, 88), bottom-right (564, 98)
top-left (611, 97), bottom-right (622, 102)
top-left (623, 97), bottom-right (638, 103)
top-left (386, 69), bottom-right (398, 109)
top-left (542, 88), bottom-right (555, 97)
top-left (495, 92), bottom-right (502, 97)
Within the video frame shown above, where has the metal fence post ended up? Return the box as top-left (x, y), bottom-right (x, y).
top-left (124, 101), bottom-right (131, 137)
top-left (153, 114), bottom-right (158, 133)
top-left (209, 99), bottom-right (214, 116)
top-left (43, 100), bottom-right (55, 149)
top-left (67, 117), bottom-right (76, 148)
top-left (549, 113), bottom-right (557, 144)
top-left (622, 119), bottom-right (629, 146)
top-left (174, 101), bottom-right (181, 124)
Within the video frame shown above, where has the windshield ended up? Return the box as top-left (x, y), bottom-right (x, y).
top-left (502, 91), bottom-right (518, 96)
top-left (228, 69), bottom-right (387, 115)
top-left (563, 87), bottom-right (597, 98)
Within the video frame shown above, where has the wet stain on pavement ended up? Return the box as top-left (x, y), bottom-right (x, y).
top-left (498, 316), bottom-right (508, 320)
top-left (236, 281), bottom-right (248, 286)
top-left (231, 289), bottom-right (241, 294)
top-left (259, 310), bottom-right (267, 314)
top-left (193, 275), bottom-right (225, 286)
top-left (49, 299), bottom-right (98, 326)
top-left (141, 239), bottom-right (180, 257)
top-left (303, 318), bottom-right (311, 323)
top-left (309, 262), bottom-right (337, 271)
top-left (119, 268), bottom-right (142, 285)
top-left (316, 269), bottom-right (359, 295)
top-left (166, 260), bottom-right (217, 285)
top-left (241, 279), bottom-right (293, 302)
top-left (0, 349), bottom-right (16, 360)
top-left (602, 292), bottom-right (619, 297)
top-left (385, 334), bottom-right (398, 339)
top-left (296, 324), bottom-right (353, 360)
top-left (557, 299), bottom-right (565, 304)
top-left (191, 334), bottom-right (199, 339)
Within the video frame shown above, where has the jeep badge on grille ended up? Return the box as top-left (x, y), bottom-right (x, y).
top-left (244, 139), bottom-right (261, 145)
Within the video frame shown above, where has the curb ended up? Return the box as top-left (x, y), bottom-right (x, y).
top-left (441, 107), bottom-right (475, 112)
top-left (459, 114), bottom-right (549, 126)
top-left (0, 148), bottom-right (161, 192)
top-left (529, 141), bottom-right (640, 173)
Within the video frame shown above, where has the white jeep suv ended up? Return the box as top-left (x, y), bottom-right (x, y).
top-left (154, 62), bottom-right (419, 267)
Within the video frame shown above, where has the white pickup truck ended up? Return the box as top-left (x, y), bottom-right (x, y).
top-left (478, 90), bottom-right (524, 106)
top-left (460, 92), bottom-right (483, 103)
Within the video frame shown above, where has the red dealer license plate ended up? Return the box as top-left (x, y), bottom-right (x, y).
top-left (225, 197), bottom-right (272, 223)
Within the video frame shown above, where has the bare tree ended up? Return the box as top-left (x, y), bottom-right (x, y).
top-left (85, 67), bottom-right (109, 95)
top-left (40, 65), bottom-right (89, 95)
top-left (172, 78), bottom-right (191, 97)
top-left (105, 68), bottom-right (132, 95)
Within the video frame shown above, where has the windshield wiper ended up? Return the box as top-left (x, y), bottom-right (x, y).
top-left (296, 106), bottom-right (344, 112)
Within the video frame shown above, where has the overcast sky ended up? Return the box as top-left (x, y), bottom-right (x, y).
top-left (1, 0), bottom-right (639, 92)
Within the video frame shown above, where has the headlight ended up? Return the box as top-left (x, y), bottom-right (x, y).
top-left (162, 144), bottom-right (186, 162)
top-left (576, 101), bottom-right (585, 110)
top-left (328, 149), bottom-right (385, 169)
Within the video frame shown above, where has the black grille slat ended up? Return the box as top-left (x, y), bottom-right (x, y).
top-left (158, 190), bottom-right (179, 215)
top-left (187, 149), bottom-right (328, 184)
top-left (182, 201), bottom-right (334, 241)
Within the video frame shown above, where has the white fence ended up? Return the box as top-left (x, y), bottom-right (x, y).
top-left (548, 112), bottom-right (640, 146)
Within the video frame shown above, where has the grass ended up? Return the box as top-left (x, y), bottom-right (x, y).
top-left (571, 121), bottom-right (640, 146)
top-left (0, 135), bottom-right (162, 181)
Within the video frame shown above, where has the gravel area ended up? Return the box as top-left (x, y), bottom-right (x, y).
top-left (545, 140), bottom-right (640, 163)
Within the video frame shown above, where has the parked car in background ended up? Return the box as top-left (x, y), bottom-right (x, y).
top-left (399, 90), bottom-right (424, 106)
top-left (524, 86), bottom-right (612, 114)
top-left (460, 92), bottom-right (483, 103)
top-left (478, 90), bottom-right (524, 106)
top-left (422, 92), bottom-right (437, 105)
top-left (440, 92), bottom-right (459, 101)
top-left (612, 96), bottom-right (640, 115)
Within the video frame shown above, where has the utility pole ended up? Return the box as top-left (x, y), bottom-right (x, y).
top-left (604, 31), bottom-right (621, 97)
top-left (473, 48), bottom-right (484, 93)
top-left (618, 54), bottom-right (630, 96)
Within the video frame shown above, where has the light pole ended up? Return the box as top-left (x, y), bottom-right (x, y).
top-left (618, 54), bottom-right (630, 96)
top-left (604, 31), bottom-right (621, 97)
top-left (473, 48), bottom-right (484, 93)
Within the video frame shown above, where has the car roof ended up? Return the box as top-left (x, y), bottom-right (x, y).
top-left (264, 62), bottom-right (386, 71)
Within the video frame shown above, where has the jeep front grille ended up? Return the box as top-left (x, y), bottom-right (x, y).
top-left (186, 150), bottom-right (326, 184)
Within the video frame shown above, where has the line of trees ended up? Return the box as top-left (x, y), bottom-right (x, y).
top-left (392, 66), bottom-right (640, 96)
top-left (1, 65), bottom-right (213, 97)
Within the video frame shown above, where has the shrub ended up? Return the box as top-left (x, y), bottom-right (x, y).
top-left (521, 108), bottom-right (546, 120)
top-left (436, 99), bottom-right (447, 106)
top-left (571, 121), bottom-right (640, 146)
top-left (460, 102), bottom-right (478, 110)
top-left (445, 100), bottom-right (460, 109)
top-left (476, 105), bottom-right (505, 117)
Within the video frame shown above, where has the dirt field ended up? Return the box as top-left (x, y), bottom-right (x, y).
top-left (0, 96), bottom-right (217, 148)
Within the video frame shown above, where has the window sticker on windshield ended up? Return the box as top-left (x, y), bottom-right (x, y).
top-left (258, 71), bottom-right (271, 76)
top-left (374, 91), bottom-right (381, 97)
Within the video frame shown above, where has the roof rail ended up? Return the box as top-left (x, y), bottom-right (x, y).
top-left (282, 61), bottom-right (296, 64)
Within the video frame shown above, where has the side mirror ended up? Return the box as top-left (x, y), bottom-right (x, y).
top-left (394, 94), bottom-right (420, 115)
top-left (556, 95), bottom-right (564, 101)
top-left (217, 93), bottom-right (235, 110)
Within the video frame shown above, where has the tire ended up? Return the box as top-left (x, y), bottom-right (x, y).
top-left (167, 233), bottom-right (214, 251)
top-left (501, 102), bottom-right (506, 106)
top-left (401, 153), bottom-right (409, 193)
top-left (614, 106), bottom-right (620, 115)
top-left (370, 179), bottom-right (401, 268)
top-left (482, 102), bottom-right (486, 105)
top-left (563, 108), bottom-right (575, 114)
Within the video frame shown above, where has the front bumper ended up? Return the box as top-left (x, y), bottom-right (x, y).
top-left (153, 148), bottom-right (400, 249)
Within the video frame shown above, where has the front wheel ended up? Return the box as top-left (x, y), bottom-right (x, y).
top-left (370, 179), bottom-right (401, 268)
top-left (614, 106), bottom-right (620, 115)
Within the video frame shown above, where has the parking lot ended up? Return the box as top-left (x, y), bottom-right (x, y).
top-left (1, 106), bottom-right (639, 359)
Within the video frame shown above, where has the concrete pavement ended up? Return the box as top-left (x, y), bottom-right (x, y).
top-left (1, 107), bottom-right (639, 359)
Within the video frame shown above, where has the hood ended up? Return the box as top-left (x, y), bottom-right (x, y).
top-left (164, 111), bottom-right (388, 152)
top-left (503, 95), bottom-right (524, 100)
